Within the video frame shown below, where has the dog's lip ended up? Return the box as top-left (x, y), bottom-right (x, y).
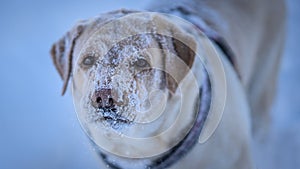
top-left (102, 110), bottom-right (130, 123)
top-left (102, 115), bottom-right (131, 124)
top-left (95, 107), bottom-right (132, 129)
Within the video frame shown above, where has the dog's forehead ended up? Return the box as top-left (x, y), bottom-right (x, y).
top-left (76, 12), bottom-right (179, 58)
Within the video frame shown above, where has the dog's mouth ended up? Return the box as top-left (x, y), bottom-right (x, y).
top-left (92, 106), bottom-right (134, 130)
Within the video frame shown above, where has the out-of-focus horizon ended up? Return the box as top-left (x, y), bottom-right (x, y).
top-left (0, 0), bottom-right (299, 169)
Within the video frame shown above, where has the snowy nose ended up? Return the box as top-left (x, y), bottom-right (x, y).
top-left (92, 89), bottom-right (114, 109)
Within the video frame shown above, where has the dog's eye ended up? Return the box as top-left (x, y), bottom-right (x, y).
top-left (82, 56), bottom-right (96, 67)
top-left (135, 58), bottom-right (150, 68)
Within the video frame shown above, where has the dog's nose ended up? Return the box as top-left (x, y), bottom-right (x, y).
top-left (92, 89), bottom-right (114, 109)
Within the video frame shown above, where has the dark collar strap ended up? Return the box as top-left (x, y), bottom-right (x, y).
top-left (148, 69), bottom-right (211, 169)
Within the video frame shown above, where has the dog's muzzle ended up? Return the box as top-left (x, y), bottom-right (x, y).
top-left (91, 88), bottom-right (131, 128)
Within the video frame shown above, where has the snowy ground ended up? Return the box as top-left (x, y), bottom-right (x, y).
top-left (0, 0), bottom-right (299, 169)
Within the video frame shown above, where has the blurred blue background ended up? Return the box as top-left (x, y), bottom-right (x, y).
top-left (0, 0), bottom-right (299, 169)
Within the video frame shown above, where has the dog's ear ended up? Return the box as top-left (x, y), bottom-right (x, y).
top-left (165, 34), bottom-right (197, 94)
top-left (50, 22), bottom-right (86, 95)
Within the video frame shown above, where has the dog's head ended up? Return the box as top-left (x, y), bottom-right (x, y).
top-left (51, 10), bottom-right (210, 167)
top-left (51, 11), bottom-right (196, 126)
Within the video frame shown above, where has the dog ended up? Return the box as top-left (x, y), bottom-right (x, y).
top-left (50, 0), bottom-right (285, 168)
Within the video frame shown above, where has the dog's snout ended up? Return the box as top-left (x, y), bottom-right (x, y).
top-left (92, 89), bottom-right (114, 108)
